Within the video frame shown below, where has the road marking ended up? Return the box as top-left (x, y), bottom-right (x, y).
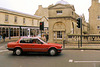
top-left (69, 59), bottom-right (73, 62)
top-left (0, 50), bottom-right (8, 52)
top-left (74, 61), bottom-right (100, 63)
top-left (81, 50), bottom-right (84, 51)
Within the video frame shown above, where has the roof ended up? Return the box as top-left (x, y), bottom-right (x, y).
top-left (0, 7), bottom-right (42, 19)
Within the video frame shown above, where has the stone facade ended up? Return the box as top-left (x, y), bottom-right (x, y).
top-left (35, 0), bottom-right (88, 43)
top-left (89, 0), bottom-right (100, 34)
top-left (0, 8), bottom-right (48, 38)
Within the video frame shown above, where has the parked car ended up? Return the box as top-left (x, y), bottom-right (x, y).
top-left (7, 37), bottom-right (62, 56)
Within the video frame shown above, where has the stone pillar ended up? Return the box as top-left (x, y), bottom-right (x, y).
top-left (62, 32), bottom-right (64, 43)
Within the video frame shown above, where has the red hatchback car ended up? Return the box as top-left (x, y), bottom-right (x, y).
top-left (7, 37), bottom-right (62, 56)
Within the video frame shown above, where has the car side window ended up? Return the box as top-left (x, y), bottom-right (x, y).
top-left (20, 38), bottom-right (33, 43)
top-left (35, 39), bottom-right (43, 44)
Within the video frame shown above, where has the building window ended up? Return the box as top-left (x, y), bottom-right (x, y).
top-left (97, 26), bottom-right (100, 29)
top-left (56, 10), bottom-right (62, 14)
top-left (5, 15), bottom-right (9, 22)
top-left (57, 31), bottom-right (62, 38)
top-left (98, 16), bottom-right (100, 20)
top-left (23, 18), bottom-right (25, 24)
top-left (14, 16), bottom-right (17, 22)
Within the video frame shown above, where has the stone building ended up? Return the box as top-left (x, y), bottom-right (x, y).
top-left (89, 0), bottom-right (100, 34)
top-left (0, 8), bottom-right (48, 39)
top-left (35, 0), bottom-right (88, 43)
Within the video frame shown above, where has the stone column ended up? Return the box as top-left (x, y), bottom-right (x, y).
top-left (62, 32), bottom-right (64, 43)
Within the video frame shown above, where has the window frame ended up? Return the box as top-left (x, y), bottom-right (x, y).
top-left (5, 15), bottom-right (9, 22)
top-left (57, 31), bottom-right (62, 39)
top-left (97, 26), bottom-right (100, 29)
top-left (23, 18), bottom-right (25, 24)
top-left (56, 10), bottom-right (62, 15)
top-left (14, 16), bottom-right (17, 23)
top-left (98, 16), bottom-right (100, 20)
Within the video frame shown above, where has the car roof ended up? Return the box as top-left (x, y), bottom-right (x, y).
top-left (21, 37), bottom-right (39, 39)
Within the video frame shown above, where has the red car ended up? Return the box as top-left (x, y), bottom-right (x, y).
top-left (7, 37), bottom-right (62, 56)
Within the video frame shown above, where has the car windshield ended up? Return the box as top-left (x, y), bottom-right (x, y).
top-left (40, 38), bottom-right (47, 43)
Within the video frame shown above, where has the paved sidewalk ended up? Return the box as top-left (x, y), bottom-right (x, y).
top-left (63, 44), bottom-right (100, 50)
top-left (0, 37), bottom-right (19, 43)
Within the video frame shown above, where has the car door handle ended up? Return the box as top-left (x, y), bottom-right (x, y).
top-left (32, 45), bottom-right (34, 46)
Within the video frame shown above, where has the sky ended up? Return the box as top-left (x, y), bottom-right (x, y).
top-left (0, 0), bottom-right (96, 22)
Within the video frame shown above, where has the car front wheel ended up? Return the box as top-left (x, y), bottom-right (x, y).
top-left (15, 48), bottom-right (22, 56)
top-left (49, 48), bottom-right (57, 56)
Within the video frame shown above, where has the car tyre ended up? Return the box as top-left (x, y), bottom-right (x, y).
top-left (13, 51), bottom-right (16, 55)
top-left (49, 48), bottom-right (57, 56)
top-left (15, 48), bottom-right (22, 56)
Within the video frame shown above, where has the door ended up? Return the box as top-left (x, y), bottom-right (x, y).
top-left (19, 38), bottom-right (34, 51)
top-left (31, 39), bottom-right (48, 52)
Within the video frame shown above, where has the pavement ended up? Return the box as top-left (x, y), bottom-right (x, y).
top-left (63, 43), bottom-right (100, 50)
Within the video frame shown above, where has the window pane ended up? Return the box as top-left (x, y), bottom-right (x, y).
top-left (57, 31), bottom-right (62, 38)
top-left (5, 15), bottom-right (8, 21)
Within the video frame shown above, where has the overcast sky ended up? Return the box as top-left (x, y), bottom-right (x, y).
top-left (0, 0), bottom-right (96, 22)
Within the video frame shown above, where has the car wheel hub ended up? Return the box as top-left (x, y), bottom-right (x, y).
top-left (16, 49), bottom-right (21, 55)
top-left (50, 50), bottom-right (55, 56)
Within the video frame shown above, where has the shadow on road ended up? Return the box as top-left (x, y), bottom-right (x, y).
top-left (8, 52), bottom-right (63, 57)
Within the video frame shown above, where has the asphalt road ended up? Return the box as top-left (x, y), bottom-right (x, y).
top-left (1, 42), bottom-right (100, 67)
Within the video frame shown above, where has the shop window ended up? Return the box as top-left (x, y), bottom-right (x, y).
top-left (57, 31), bottom-right (62, 38)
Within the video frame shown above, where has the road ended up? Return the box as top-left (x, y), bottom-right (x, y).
top-left (0, 42), bottom-right (100, 67)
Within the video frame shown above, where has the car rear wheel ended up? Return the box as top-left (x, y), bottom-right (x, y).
top-left (15, 48), bottom-right (22, 56)
top-left (49, 48), bottom-right (57, 56)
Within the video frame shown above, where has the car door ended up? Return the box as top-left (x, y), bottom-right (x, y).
top-left (19, 38), bottom-right (35, 52)
top-left (31, 39), bottom-right (48, 52)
